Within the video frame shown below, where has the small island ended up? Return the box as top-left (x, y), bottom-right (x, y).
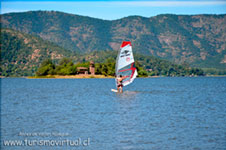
top-left (30, 58), bottom-right (117, 79)
top-left (28, 74), bottom-right (113, 79)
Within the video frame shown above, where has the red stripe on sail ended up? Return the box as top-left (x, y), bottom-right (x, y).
top-left (120, 41), bottom-right (132, 48)
top-left (119, 68), bottom-right (131, 72)
top-left (119, 63), bottom-right (136, 85)
top-left (119, 63), bottom-right (136, 73)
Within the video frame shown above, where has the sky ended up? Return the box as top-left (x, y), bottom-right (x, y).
top-left (1, 0), bottom-right (226, 20)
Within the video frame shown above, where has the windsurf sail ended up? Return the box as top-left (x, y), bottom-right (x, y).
top-left (115, 41), bottom-right (138, 87)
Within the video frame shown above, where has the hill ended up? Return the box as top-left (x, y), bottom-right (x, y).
top-left (0, 28), bottom-right (75, 76)
top-left (1, 11), bottom-right (226, 70)
top-left (1, 29), bottom-right (206, 76)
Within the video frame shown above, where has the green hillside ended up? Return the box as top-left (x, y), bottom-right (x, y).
top-left (1, 11), bottom-right (226, 69)
top-left (0, 28), bottom-right (75, 76)
top-left (1, 29), bottom-right (206, 77)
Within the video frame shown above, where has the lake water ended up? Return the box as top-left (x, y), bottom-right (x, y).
top-left (1, 77), bottom-right (226, 150)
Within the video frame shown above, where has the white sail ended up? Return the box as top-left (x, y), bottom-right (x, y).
top-left (116, 41), bottom-right (138, 87)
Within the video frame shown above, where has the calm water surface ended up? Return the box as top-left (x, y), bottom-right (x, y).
top-left (1, 77), bottom-right (226, 150)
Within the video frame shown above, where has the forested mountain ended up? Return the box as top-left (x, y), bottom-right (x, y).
top-left (1, 29), bottom-right (207, 76)
top-left (1, 11), bottom-right (226, 70)
top-left (1, 28), bottom-right (75, 76)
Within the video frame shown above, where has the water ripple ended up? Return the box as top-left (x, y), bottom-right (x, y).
top-left (1, 77), bottom-right (226, 150)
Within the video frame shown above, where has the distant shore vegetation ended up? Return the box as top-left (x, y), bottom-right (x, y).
top-left (35, 57), bottom-right (205, 77)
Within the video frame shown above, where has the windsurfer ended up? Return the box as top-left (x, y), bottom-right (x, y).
top-left (116, 75), bottom-right (126, 93)
top-left (112, 41), bottom-right (137, 93)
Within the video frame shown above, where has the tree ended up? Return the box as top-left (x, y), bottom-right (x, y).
top-left (36, 59), bottom-right (55, 76)
top-left (55, 58), bottom-right (76, 75)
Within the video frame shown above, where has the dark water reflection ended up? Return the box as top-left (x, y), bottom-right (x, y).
top-left (1, 77), bottom-right (226, 150)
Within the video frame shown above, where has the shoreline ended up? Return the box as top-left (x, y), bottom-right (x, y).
top-left (27, 75), bottom-right (115, 79)
top-left (1, 75), bottom-right (226, 79)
